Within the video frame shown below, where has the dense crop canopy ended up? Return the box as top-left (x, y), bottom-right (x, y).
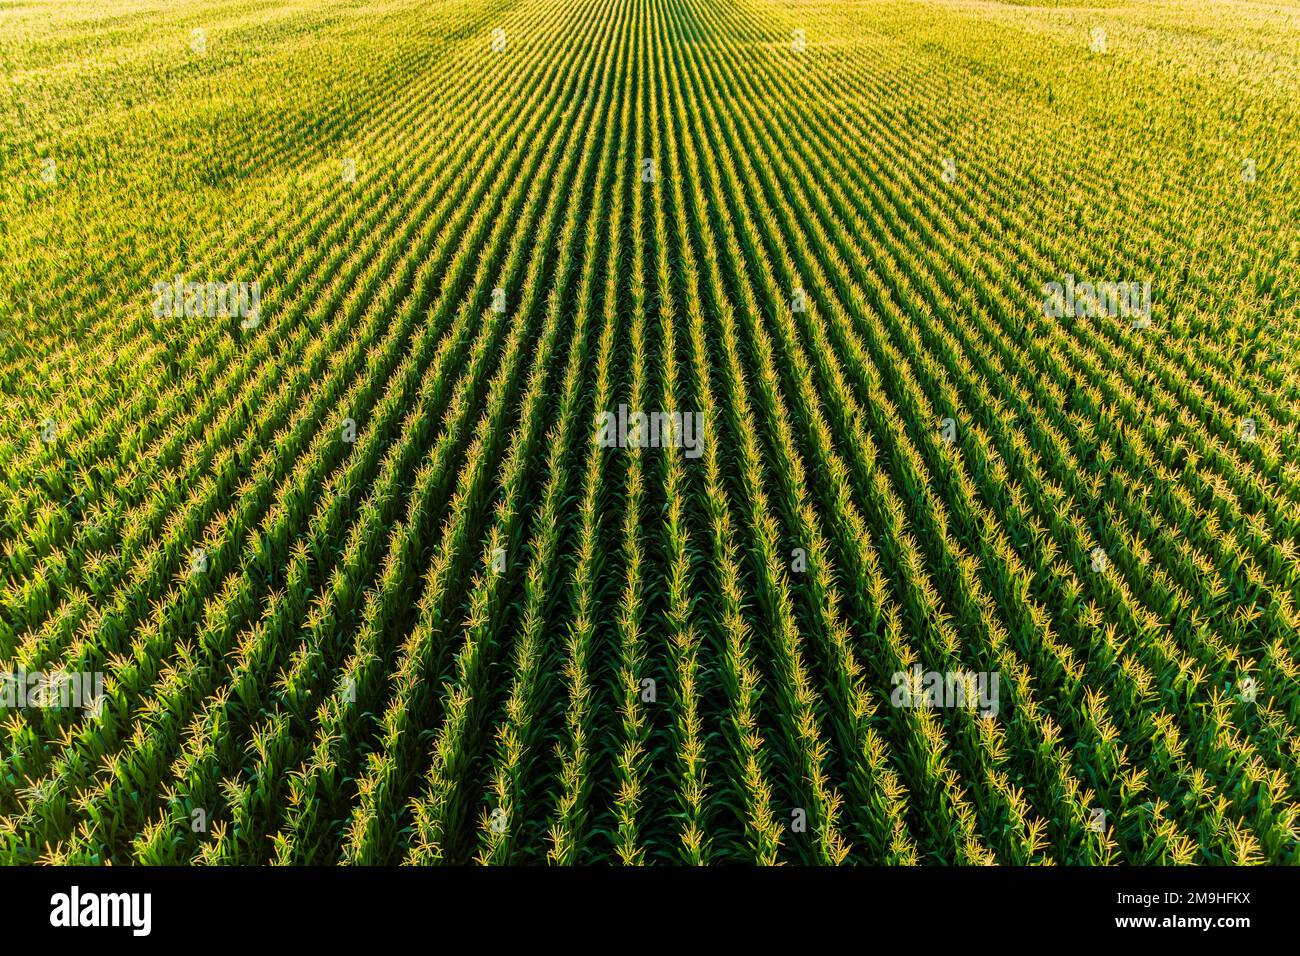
top-left (1, 0), bottom-right (1297, 865)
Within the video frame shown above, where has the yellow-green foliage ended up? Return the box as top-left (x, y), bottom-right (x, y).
top-left (0, 0), bottom-right (1297, 865)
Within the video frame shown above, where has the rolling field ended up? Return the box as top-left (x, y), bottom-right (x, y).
top-left (1, 0), bottom-right (1298, 866)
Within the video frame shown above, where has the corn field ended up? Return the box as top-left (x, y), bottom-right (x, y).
top-left (1, 0), bottom-right (1298, 867)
